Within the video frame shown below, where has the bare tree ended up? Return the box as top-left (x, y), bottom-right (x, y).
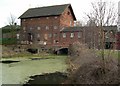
top-left (85, 0), bottom-right (117, 74)
top-left (8, 14), bottom-right (17, 38)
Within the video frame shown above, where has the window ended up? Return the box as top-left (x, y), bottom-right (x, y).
top-left (78, 32), bottom-right (81, 38)
top-left (30, 19), bottom-right (33, 20)
top-left (63, 33), bottom-right (66, 38)
top-left (70, 33), bottom-right (74, 38)
top-left (30, 27), bottom-right (33, 30)
top-left (37, 27), bottom-right (41, 30)
top-left (37, 34), bottom-right (40, 38)
top-left (23, 27), bottom-right (26, 30)
top-left (16, 34), bottom-right (20, 39)
top-left (70, 21), bottom-right (72, 26)
top-left (55, 16), bottom-right (58, 19)
top-left (49, 34), bottom-right (52, 38)
top-left (54, 33), bottom-right (57, 37)
top-left (46, 26), bottom-right (49, 30)
top-left (23, 19), bottom-right (26, 21)
top-left (54, 40), bottom-right (59, 44)
top-left (54, 26), bottom-right (57, 29)
top-left (56, 40), bottom-right (59, 43)
top-left (46, 17), bottom-right (49, 19)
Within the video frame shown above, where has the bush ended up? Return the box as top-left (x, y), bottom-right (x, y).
top-left (65, 42), bottom-right (119, 84)
top-left (0, 38), bottom-right (17, 45)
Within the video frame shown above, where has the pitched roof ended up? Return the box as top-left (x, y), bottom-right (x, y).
top-left (19, 4), bottom-right (76, 20)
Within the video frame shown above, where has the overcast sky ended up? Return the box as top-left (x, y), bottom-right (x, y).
top-left (0, 0), bottom-right (119, 28)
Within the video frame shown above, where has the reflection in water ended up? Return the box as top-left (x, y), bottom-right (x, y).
top-left (24, 72), bottom-right (67, 85)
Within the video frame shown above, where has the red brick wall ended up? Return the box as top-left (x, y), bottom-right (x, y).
top-left (20, 6), bottom-right (75, 48)
top-left (60, 7), bottom-right (74, 27)
top-left (60, 31), bottom-right (83, 47)
top-left (20, 16), bottom-right (60, 45)
top-left (116, 32), bottom-right (120, 50)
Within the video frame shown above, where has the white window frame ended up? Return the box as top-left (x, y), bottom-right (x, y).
top-left (78, 32), bottom-right (81, 38)
top-left (37, 27), bottom-right (41, 30)
top-left (70, 20), bottom-right (72, 26)
top-left (46, 26), bottom-right (49, 30)
top-left (30, 27), bottom-right (33, 30)
top-left (54, 26), bottom-right (57, 29)
top-left (63, 33), bottom-right (66, 38)
top-left (49, 34), bottom-right (52, 38)
top-left (23, 27), bottom-right (26, 30)
top-left (55, 16), bottom-right (58, 19)
top-left (46, 17), bottom-right (49, 19)
top-left (37, 34), bottom-right (40, 38)
top-left (70, 33), bottom-right (74, 38)
top-left (16, 34), bottom-right (20, 39)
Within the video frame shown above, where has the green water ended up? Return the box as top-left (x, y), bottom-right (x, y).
top-left (0, 56), bottom-right (67, 84)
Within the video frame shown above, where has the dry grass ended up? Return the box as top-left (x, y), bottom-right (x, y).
top-left (65, 42), bottom-right (119, 84)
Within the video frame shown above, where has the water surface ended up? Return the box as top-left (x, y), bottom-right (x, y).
top-left (1, 56), bottom-right (67, 84)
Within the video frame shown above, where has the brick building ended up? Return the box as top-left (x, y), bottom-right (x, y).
top-left (19, 4), bottom-right (118, 51)
top-left (19, 4), bottom-right (84, 50)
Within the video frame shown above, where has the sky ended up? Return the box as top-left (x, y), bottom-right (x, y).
top-left (0, 0), bottom-right (119, 28)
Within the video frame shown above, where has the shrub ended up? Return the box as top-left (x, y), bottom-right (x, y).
top-left (65, 42), bottom-right (119, 84)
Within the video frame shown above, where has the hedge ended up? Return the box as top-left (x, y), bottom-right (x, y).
top-left (0, 38), bottom-right (17, 45)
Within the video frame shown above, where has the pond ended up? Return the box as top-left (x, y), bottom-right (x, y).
top-left (24, 72), bottom-right (67, 85)
top-left (0, 56), bottom-right (68, 85)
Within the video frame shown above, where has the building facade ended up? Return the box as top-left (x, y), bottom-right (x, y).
top-left (19, 4), bottom-right (84, 50)
top-left (19, 4), bottom-right (118, 50)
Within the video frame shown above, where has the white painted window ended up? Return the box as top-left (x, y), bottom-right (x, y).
top-left (54, 33), bottom-right (57, 37)
top-left (55, 16), bottom-right (58, 19)
top-left (70, 33), bottom-right (74, 38)
top-left (78, 32), bottom-right (81, 38)
top-left (63, 33), bottom-right (66, 38)
top-left (49, 34), bottom-right (52, 38)
top-left (16, 34), bottom-right (20, 39)
top-left (54, 26), bottom-right (57, 29)
top-left (30, 27), bottom-right (33, 30)
top-left (46, 26), bottom-right (49, 30)
top-left (37, 27), bottom-right (41, 30)
top-left (46, 17), bottom-right (49, 19)
top-left (37, 34), bottom-right (40, 38)
top-left (70, 20), bottom-right (72, 26)
top-left (23, 27), bottom-right (26, 30)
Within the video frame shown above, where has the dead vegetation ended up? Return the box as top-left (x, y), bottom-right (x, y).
top-left (65, 42), bottom-right (119, 84)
